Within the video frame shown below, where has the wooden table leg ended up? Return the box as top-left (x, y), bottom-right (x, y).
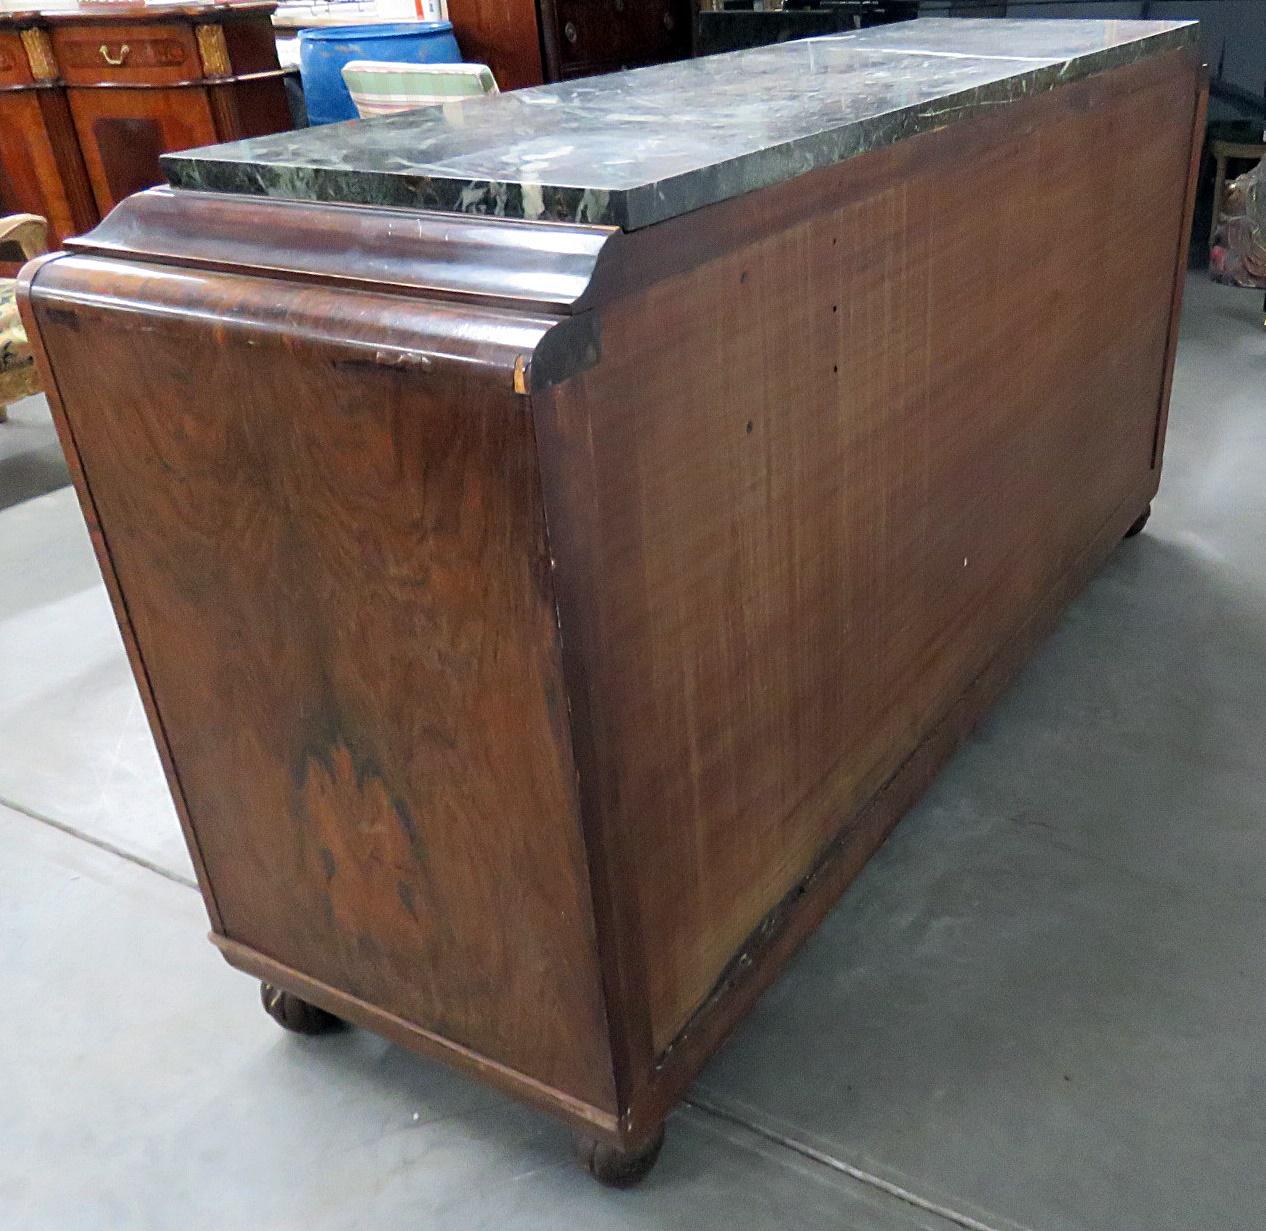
top-left (1209, 152), bottom-right (1227, 251)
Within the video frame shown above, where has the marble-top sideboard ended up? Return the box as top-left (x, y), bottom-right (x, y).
top-left (24, 16), bottom-right (1205, 1187)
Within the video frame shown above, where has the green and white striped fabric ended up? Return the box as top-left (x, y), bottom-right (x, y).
top-left (341, 60), bottom-right (498, 119)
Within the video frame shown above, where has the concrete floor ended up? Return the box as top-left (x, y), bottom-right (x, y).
top-left (3, 275), bottom-right (1264, 1229)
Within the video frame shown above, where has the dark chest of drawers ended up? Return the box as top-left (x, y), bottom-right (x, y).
top-left (449, 0), bottom-right (690, 91)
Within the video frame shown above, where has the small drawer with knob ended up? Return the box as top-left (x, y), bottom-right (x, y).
top-left (625, 0), bottom-right (689, 57)
top-left (51, 21), bottom-right (200, 86)
top-left (551, 0), bottom-right (617, 68)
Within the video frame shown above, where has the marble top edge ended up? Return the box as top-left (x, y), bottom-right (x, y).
top-left (162, 18), bottom-right (1198, 231)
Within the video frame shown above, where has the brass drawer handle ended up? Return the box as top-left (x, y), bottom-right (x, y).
top-left (99, 43), bottom-right (130, 66)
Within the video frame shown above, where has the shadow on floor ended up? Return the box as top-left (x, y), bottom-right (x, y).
top-left (0, 395), bottom-right (70, 511)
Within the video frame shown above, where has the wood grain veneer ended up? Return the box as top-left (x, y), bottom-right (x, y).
top-left (25, 254), bottom-right (616, 1113)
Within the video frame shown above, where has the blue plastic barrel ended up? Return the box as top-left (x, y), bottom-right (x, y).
top-left (299, 22), bottom-right (462, 125)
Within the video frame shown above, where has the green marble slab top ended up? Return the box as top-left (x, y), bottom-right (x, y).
top-left (162, 17), bottom-right (1197, 231)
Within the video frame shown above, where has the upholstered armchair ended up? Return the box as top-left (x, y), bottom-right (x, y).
top-left (0, 214), bottom-right (50, 421)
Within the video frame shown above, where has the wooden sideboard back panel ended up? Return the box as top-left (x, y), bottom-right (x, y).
top-left (534, 50), bottom-right (1202, 1059)
top-left (26, 254), bottom-right (617, 1113)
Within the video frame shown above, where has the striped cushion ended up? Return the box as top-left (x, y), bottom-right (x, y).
top-left (341, 60), bottom-right (497, 118)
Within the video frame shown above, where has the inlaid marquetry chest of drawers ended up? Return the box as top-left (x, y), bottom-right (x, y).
top-left (0, 2), bottom-right (291, 266)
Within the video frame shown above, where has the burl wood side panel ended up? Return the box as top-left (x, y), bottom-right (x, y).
top-left (29, 258), bottom-right (616, 1111)
top-left (536, 54), bottom-right (1199, 1056)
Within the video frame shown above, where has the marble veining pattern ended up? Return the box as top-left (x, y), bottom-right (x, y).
top-left (162, 18), bottom-right (1196, 231)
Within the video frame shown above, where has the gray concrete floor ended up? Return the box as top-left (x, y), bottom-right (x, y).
top-left (2, 276), bottom-right (1264, 1229)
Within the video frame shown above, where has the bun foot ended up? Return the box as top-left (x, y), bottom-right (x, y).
top-left (575, 1124), bottom-right (665, 1187)
top-left (1124, 504), bottom-right (1151, 538)
top-left (260, 981), bottom-right (343, 1035)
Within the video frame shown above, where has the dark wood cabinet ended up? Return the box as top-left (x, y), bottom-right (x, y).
top-left (449, 0), bottom-right (690, 90)
top-left (0, 2), bottom-right (291, 259)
